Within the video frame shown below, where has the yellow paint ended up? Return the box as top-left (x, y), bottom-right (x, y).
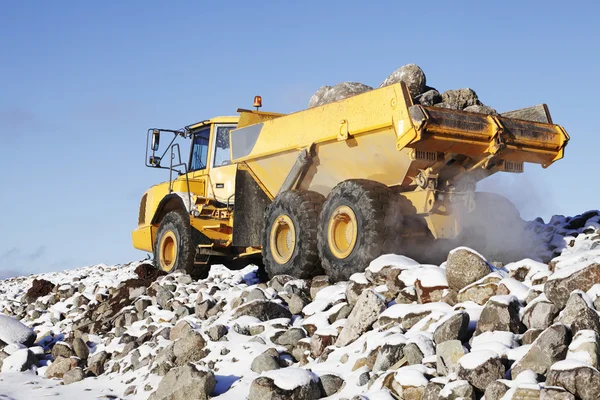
top-left (269, 214), bottom-right (295, 264)
top-left (158, 231), bottom-right (177, 272)
top-left (327, 205), bottom-right (358, 259)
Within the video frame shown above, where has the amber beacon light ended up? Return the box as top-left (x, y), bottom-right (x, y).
top-left (253, 95), bottom-right (262, 110)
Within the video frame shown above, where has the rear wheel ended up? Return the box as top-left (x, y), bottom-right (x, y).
top-left (318, 179), bottom-right (403, 282)
top-left (154, 209), bottom-right (196, 274)
top-left (262, 190), bottom-right (325, 279)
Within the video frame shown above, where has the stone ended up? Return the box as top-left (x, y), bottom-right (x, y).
top-left (195, 298), bottom-right (216, 319)
top-left (232, 300), bottom-right (292, 322)
top-left (45, 355), bottom-right (73, 378)
top-left (475, 295), bottom-right (523, 335)
top-left (546, 361), bottom-right (600, 400)
top-left (566, 330), bottom-right (600, 368)
top-left (336, 289), bottom-right (386, 347)
top-left (309, 275), bottom-right (331, 300)
top-left (439, 380), bottom-right (474, 400)
top-left (148, 364), bottom-right (216, 400)
top-left (170, 320), bottom-right (193, 341)
top-left (345, 279), bottom-right (370, 306)
top-left (556, 291), bottom-right (600, 335)
top-left (308, 82), bottom-right (373, 108)
top-left (404, 343), bottom-right (424, 365)
top-left (445, 249), bottom-right (491, 291)
top-left (0, 349), bottom-right (37, 372)
top-left (248, 368), bottom-right (321, 400)
top-left (484, 381), bottom-right (510, 400)
top-left (522, 298), bottom-right (560, 330)
top-left (441, 88), bottom-right (481, 110)
top-left (521, 329), bottom-right (543, 345)
top-left (379, 64), bottom-right (427, 97)
top-left (415, 89), bottom-right (442, 106)
top-left (457, 350), bottom-right (506, 391)
top-left (207, 324), bottom-right (228, 341)
top-left (457, 277), bottom-right (500, 305)
top-left (268, 275), bottom-right (295, 292)
top-left (423, 382), bottom-right (444, 400)
top-left (0, 314), bottom-right (37, 347)
top-left (51, 342), bottom-right (75, 360)
top-left (87, 350), bottom-right (108, 376)
top-left (373, 341), bottom-right (406, 372)
top-left (433, 311), bottom-right (470, 344)
top-left (23, 279), bottom-right (55, 303)
top-left (72, 337), bottom-right (89, 360)
top-left (318, 374), bottom-right (344, 397)
top-left (544, 263), bottom-right (600, 308)
top-left (436, 340), bottom-right (465, 376)
top-left (251, 348), bottom-right (280, 373)
top-left (63, 367), bottom-right (85, 384)
top-left (287, 294), bottom-right (309, 315)
top-left (172, 331), bottom-right (208, 365)
top-left (510, 324), bottom-right (570, 379)
top-left (540, 387), bottom-right (576, 400)
top-left (463, 104), bottom-right (498, 115)
top-left (310, 333), bottom-right (336, 358)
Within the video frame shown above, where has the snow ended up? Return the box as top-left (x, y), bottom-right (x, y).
top-left (498, 278), bottom-right (529, 302)
top-left (458, 350), bottom-right (498, 369)
top-left (366, 254), bottom-right (419, 274)
top-left (488, 294), bottom-right (518, 306)
top-left (1, 349), bottom-right (32, 373)
top-left (350, 273), bottom-right (369, 285)
top-left (393, 367), bottom-right (428, 387)
top-left (415, 267), bottom-right (448, 288)
top-left (0, 314), bottom-right (33, 345)
top-left (262, 367), bottom-right (318, 390)
top-left (380, 302), bottom-right (452, 320)
top-left (551, 359), bottom-right (599, 371)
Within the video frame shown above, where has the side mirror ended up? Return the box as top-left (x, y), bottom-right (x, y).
top-left (149, 155), bottom-right (161, 166)
top-left (151, 130), bottom-right (160, 151)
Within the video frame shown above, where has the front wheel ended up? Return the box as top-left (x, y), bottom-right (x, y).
top-left (153, 209), bottom-right (196, 274)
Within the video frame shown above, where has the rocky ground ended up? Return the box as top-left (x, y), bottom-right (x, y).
top-left (2, 211), bottom-right (600, 399)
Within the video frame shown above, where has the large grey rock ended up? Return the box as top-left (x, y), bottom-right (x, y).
top-left (415, 89), bottom-right (442, 106)
top-left (274, 328), bottom-right (306, 349)
top-left (556, 291), bottom-right (600, 335)
top-left (510, 324), bottom-right (570, 379)
top-left (87, 350), bottom-right (108, 376)
top-left (379, 64), bottom-right (427, 97)
top-left (546, 361), bottom-right (600, 400)
top-left (318, 374), bottom-right (344, 397)
top-left (545, 263), bottom-right (600, 308)
top-left (251, 348), bottom-right (280, 373)
top-left (441, 88), bottom-right (481, 110)
top-left (456, 277), bottom-right (499, 305)
top-left (172, 331), bottom-right (208, 366)
top-left (248, 368), bottom-right (321, 400)
top-left (308, 82), bottom-right (373, 108)
top-left (404, 342), bottom-right (424, 365)
top-left (0, 314), bottom-right (36, 347)
top-left (423, 382), bottom-right (444, 400)
top-left (540, 387), bottom-right (576, 400)
top-left (72, 337), bottom-right (89, 360)
top-left (433, 311), bottom-right (470, 344)
top-left (463, 104), bottom-right (497, 115)
top-left (207, 324), bottom-right (228, 341)
top-left (45, 355), bottom-right (74, 378)
top-left (232, 300), bottom-right (292, 322)
top-left (436, 340), bottom-right (466, 376)
top-left (170, 320), bottom-right (193, 341)
top-left (475, 295), bottom-right (523, 335)
top-left (336, 289), bottom-right (386, 347)
top-left (484, 381), bottom-right (510, 400)
top-left (0, 349), bottom-right (37, 372)
top-left (148, 364), bottom-right (216, 400)
top-left (373, 342), bottom-right (405, 372)
top-left (63, 367), bottom-right (85, 385)
top-left (446, 249), bottom-right (491, 291)
top-left (439, 379), bottom-right (474, 400)
top-left (566, 330), bottom-right (600, 368)
top-left (522, 298), bottom-right (560, 330)
top-left (457, 350), bottom-right (505, 391)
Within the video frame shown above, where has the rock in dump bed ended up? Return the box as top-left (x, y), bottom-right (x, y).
top-left (308, 63), bottom-right (497, 115)
top-left (2, 210), bottom-right (600, 399)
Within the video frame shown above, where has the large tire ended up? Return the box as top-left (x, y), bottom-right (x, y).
top-left (318, 179), bottom-right (403, 282)
top-left (262, 190), bottom-right (325, 279)
top-left (154, 209), bottom-right (196, 274)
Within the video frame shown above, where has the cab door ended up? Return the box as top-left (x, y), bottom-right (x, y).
top-left (187, 126), bottom-right (211, 198)
top-left (207, 124), bottom-right (237, 204)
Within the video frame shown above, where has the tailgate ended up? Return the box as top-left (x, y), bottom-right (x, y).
top-left (405, 104), bottom-right (569, 168)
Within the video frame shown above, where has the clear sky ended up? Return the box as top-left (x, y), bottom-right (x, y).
top-left (1, 1), bottom-right (599, 278)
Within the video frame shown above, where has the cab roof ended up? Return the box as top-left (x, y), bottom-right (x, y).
top-left (187, 116), bottom-right (239, 131)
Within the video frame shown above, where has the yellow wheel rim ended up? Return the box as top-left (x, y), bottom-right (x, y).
top-left (328, 205), bottom-right (358, 259)
top-left (159, 231), bottom-right (177, 272)
top-left (270, 215), bottom-right (295, 264)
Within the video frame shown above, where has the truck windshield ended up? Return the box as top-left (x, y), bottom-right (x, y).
top-left (190, 128), bottom-right (210, 171)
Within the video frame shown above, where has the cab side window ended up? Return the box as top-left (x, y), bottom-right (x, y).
top-left (213, 125), bottom-right (235, 167)
top-left (190, 128), bottom-right (210, 171)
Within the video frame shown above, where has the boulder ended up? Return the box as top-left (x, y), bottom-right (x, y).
top-left (248, 368), bottom-right (321, 400)
top-left (566, 330), bottom-right (600, 368)
top-left (433, 311), bottom-right (470, 344)
top-left (446, 248), bottom-right (491, 291)
top-left (318, 374), bottom-right (344, 397)
top-left (439, 380), bottom-right (475, 400)
top-left (457, 350), bottom-right (506, 391)
top-left (72, 337), bottom-right (89, 360)
top-left (540, 387), bottom-right (576, 400)
top-left (457, 276), bottom-right (500, 305)
top-left (308, 82), bottom-right (373, 108)
top-left (484, 381), bottom-right (510, 400)
top-left (251, 348), bottom-right (280, 373)
top-left (437, 340), bottom-right (466, 376)
top-left (148, 364), bottom-right (216, 400)
top-left (87, 350), bottom-right (108, 376)
top-left (207, 324), bottom-right (228, 341)
top-left (232, 300), bottom-right (292, 322)
top-left (475, 295), bottom-right (523, 335)
top-left (556, 291), bottom-right (600, 335)
top-left (463, 105), bottom-right (497, 115)
top-left (63, 367), bottom-right (85, 385)
top-left (0, 314), bottom-right (36, 346)
top-left (545, 263), bottom-right (600, 308)
top-left (546, 360), bottom-right (600, 400)
top-left (172, 331), bottom-right (208, 366)
top-left (336, 289), bottom-right (386, 347)
top-left (170, 320), bottom-right (194, 341)
top-left (373, 341), bottom-right (406, 372)
top-left (0, 348), bottom-right (37, 373)
top-left (441, 88), bottom-right (481, 110)
top-left (23, 279), bottom-right (55, 303)
top-left (51, 342), bottom-right (75, 359)
top-left (423, 382), bottom-right (444, 400)
top-left (379, 64), bottom-right (427, 97)
top-left (414, 89), bottom-right (442, 106)
top-left (522, 298), bottom-right (560, 330)
top-left (511, 324), bottom-right (570, 379)
top-left (45, 355), bottom-right (74, 378)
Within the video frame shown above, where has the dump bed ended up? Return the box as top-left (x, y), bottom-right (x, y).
top-left (230, 82), bottom-right (569, 198)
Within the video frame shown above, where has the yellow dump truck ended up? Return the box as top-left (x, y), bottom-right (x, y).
top-left (132, 82), bottom-right (569, 281)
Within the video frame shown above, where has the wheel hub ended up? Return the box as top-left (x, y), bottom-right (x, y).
top-left (328, 205), bottom-right (358, 259)
top-left (159, 231), bottom-right (177, 272)
top-left (270, 215), bottom-right (295, 264)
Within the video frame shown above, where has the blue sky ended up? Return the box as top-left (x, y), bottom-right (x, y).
top-left (1, 1), bottom-right (599, 278)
